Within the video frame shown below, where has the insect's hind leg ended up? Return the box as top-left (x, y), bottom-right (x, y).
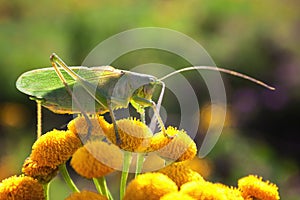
top-left (50, 54), bottom-right (93, 141)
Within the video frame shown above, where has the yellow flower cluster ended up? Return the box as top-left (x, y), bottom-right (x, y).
top-left (68, 116), bottom-right (197, 159)
top-left (124, 163), bottom-right (280, 200)
top-left (0, 113), bottom-right (280, 200)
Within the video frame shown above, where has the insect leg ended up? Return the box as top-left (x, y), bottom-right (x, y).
top-left (150, 100), bottom-right (166, 134)
top-left (131, 95), bottom-right (169, 137)
top-left (149, 81), bottom-right (165, 132)
top-left (50, 53), bottom-right (107, 109)
top-left (50, 55), bottom-right (93, 141)
top-left (107, 100), bottom-right (121, 145)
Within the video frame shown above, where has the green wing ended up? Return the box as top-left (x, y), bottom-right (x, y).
top-left (16, 66), bottom-right (122, 114)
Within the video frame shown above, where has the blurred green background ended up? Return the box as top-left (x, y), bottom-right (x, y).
top-left (0, 0), bottom-right (299, 199)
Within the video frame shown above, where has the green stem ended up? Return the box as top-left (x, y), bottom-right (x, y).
top-left (93, 177), bottom-right (113, 200)
top-left (93, 178), bottom-right (104, 195)
top-left (135, 153), bottom-right (145, 178)
top-left (43, 182), bottom-right (50, 200)
top-left (134, 110), bottom-right (145, 177)
top-left (59, 163), bottom-right (80, 192)
top-left (120, 151), bottom-right (132, 199)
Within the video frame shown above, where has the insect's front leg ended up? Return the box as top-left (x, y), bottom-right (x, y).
top-left (131, 96), bottom-right (169, 137)
top-left (107, 99), bottom-right (121, 145)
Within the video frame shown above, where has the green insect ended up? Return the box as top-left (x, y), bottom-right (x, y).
top-left (16, 53), bottom-right (274, 143)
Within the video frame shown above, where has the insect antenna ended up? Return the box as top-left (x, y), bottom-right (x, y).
top-left (158, 66), bottom-right (275, 90)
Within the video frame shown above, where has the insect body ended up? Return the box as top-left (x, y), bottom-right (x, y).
top-left (17, 66), bottom-right (159, 115)
top-left (16, 53), bottom-right (274, 143)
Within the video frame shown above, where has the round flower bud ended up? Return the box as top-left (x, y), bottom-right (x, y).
top-left (158, 161), bottom-right (204, 187)
top-left (71, 141), bottom-right (123, 178)
top-left (151, 127), bottom-right (197, 161)
top-left (30, 129), bottom-right (82, 168)
top-left (99, 117), bottom-right (153, 152)
top-left (180, 181), bottom-right (228, 200)
top-left (0, 175), bottom-right (44, 200)
top-left (238, 175), bottom-right (280, 200)
top-left (68, 116), bottom-right (105, 137)
top-left (123, 173), bottom-right (178, 200)
top-left (22, 157), bottom-right (58, 184)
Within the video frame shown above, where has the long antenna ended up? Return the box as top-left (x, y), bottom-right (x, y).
top-left (158, 66), bottom-right (275, 90)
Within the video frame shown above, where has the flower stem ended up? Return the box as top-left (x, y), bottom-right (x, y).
top-left (120, 151), bottom-right (132, 199)
top-left (43, 182), bottom-right (50, 200)
top-left (93, 177), bottom-right (113, 200)
top-left (135, 153), bottom-right (145, 178)
top-left (93, 178), bottom-right (104, 195)
top-left (59, 163), bottom-right (80, 192)
top-left (135, 110), bottom-right (146, 177)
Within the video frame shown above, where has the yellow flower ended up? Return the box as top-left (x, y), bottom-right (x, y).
top-left (71, 141), bottom-right (123, 178)
top-left (98, 117), bottom-right (153, 152)
top-left (150, 127), bottom-right (197, 161)
top-left (180, 181), bottom-right (228, 200)
top-left (146, 127), bottom-right (175, 152)
top-left (65, 190), bottom-right (107, 200)
top-left (0, 175), bottom-right (44, 200)
top-left (214, 183), bottom-right (243, 200)
top-left (160, 192), bottom-right (196, 200)
top-left (238, 175), bottom-right (280, 200)
top-left (158, 161), bottom-right (204, 188)
top-left (123, 173), bottom-right (178, 200)
top-left (22, 157), bottom-right (58, 184)
top-left (30, 129), bottom-right (82, 168)
top-left (68, 116), bottom-right (105, 137)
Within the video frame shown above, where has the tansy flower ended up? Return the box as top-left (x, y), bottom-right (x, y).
top-left (65, 190), bottom-right (107, 200)
top-left (180, 181), bottom-right (228, 200)
top-left (214, 183), bottom-right (243, 200)
top-left (238, 175), bottom-right (280, 200)
top-left (30, 129), bottom-right (82, 168)
top-left (98, 117), bottom-right (153, 152)
top-left (160, 192), bottom-right (196, 200)
top-left (123, 173), bottom-right (178, 200)
top-left (0, 175), bottom-right (44, 200)
top-left (150, 127), bottom-right (197, 161)
top-left (71, 141), bottom-right (123, 178)
top-left (68, 116), bottom-right (105, 137)
top-left (158, 161), bottom-right (204, 188)
top-left (22, 157), bottom-right (58, 184)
